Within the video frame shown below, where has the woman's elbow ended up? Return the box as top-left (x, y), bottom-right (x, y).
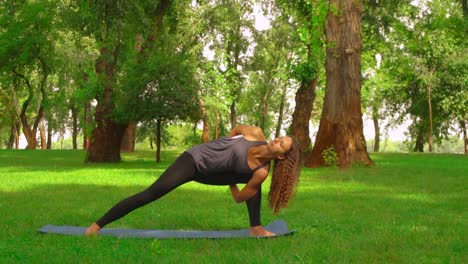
top-left (234, 197), bottom-right (244, 203)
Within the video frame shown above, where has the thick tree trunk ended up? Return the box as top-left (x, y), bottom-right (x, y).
top-left (306, 0), bottom-right (373, 168)
top-left (291, 78), bottom-right (317, 151)
top-left (372, 105), bottom-right (380, 152)
top-left (121, 122), bottom-right (136, 152)
top-left (87, 115), bottom-right (127, 162)
top-left (87, 47), bottom-right (125, 162)
top-left (155, 119), bottom-right (162, 163)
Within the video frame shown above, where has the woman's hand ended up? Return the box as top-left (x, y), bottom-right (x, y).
top-left (228, 171), bottom-right (266, 203)
top-left (85, 222), bottom-right (101, 236)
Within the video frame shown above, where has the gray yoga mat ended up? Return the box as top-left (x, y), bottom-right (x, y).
top-left (38, 219), bottom-right (294, 239)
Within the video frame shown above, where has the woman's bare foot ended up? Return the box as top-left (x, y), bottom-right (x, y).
top-left (249, 225), bottom-right (275, 237)
top-left (85, 222), bottom-right (101, 236)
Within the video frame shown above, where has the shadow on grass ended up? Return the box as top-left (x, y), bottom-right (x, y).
top-left (0, 149), bottom-right (181, 173)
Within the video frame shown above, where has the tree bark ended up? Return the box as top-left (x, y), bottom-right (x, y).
top-left (121, 122), bottom-right (137, 152)
top-left (8, 122), bottom-right (20, 149)
top-left (47, 122), bottom-right (52, 149)
top-left (83, 101), bottom-right (91, 150)
top-left (461, 120), bottom-right (467, 155)
top-left (291, 78), bottom-right (317, 152)
top-left (39, 118), bottom-right (46, 150)
top-left (372, 105), bottom-right (380, 152)
top-left (306, 0), bottom-right (373, 168)
top-left (230, 102), bottom-right (237, 130)
top-left (427, 83), bottom-right (433, 152)
top-left (414, 124), bottom-right (424, 152)
top-left (14, 70), bottom-right (46, 149)
top-left (87, 47), bottom-right (126, 162)
top-left (71, 105), bottom-right (78, 150)
top-left (198, 93), bottom-right (210, 143)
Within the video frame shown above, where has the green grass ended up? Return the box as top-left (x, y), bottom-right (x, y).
top-left (0, 150), bottom-right (466, 263)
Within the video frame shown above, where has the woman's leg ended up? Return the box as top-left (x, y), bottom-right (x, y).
top-left (245, 186), bottom-right (274, 237)
top-left (245, 185), bottom-right (261, 227)
top-left (95, 152), bottom-right (196, 228)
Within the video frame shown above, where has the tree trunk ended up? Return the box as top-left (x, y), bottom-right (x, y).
top-left (8, 121), bottom-right (20, 149)
top-left (198, 93), bottom-right (210, 143)
top-left (121, 122), bottom-right (137, 152)
top-left (230, 102), bottom-right (237, 130)
top-left (47, 122), bottom-right (52, 149)
top-left (372, 105), bottom-right (380, 152)
top-left (155, 119), bottom-right (162, 163)
top-left (306, 0), bottom-right (373, 168)
top-left (87, 47), bottom-right (125, 162)
top-left (20, 99), bottom-right (42, 149)
top-left (275, 85), bottom-right (288, 138)
top-left (414, 125), bottom-right (424, 152)
top-left (83, 101), bottom-right (92, 150)
top-left (461, 120), bottom-right (467, 155)
top-left (427, 84), bottom-right (433, 152)
top-left (291, 78), bottom-right (317, 151)
top-left (15, 71), bottom-right (46, 150)
top-left (71, 105), bottom-right (78, 150)
top-left (7, 124), bottom-right (15, 149)
top-left (39, 118), bottom-right (46, 150)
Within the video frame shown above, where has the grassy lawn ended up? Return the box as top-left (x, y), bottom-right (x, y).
top-left (0, 150), bottom-right (466, 263)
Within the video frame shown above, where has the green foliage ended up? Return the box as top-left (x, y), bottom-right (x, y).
top-left (322, 145), bottom-right (339, 167)
top-left (361, 0), bottom-right (466, 151)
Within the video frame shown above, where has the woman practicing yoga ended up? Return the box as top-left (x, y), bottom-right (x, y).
top-left (85, 125), bottom-right (302, 237)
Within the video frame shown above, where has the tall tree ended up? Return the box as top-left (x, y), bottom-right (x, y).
top-left (306, 0), bottom-right (373, 167)
top-left (74, 0), bottom-right (174, 162)
top-left (0, 0), bottom-right (58, 149)
top-left (275, 0), bottom-right (328, 151)
top-left (204, 0), bottom-right (255, 130)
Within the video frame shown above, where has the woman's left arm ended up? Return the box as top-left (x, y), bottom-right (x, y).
top-left (229, 125), bottom-right (266, 141)
top-left (229, 170), bottom-right (268, 203)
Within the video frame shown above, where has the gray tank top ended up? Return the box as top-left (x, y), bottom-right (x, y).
top-left (185, 135), bottom-right (268, 176)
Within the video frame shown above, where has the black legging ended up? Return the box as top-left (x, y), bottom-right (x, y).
top-left (96, 152), bottom-right (261, 228)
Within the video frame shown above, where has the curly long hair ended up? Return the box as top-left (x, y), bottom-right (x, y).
top-left (268, 137), bottom-right (303, 214)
